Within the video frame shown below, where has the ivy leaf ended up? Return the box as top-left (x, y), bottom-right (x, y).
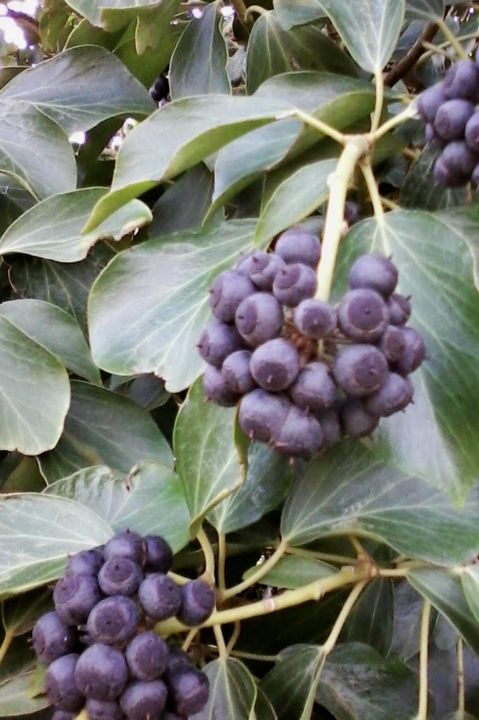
top-left (0, 672), bottom-right (50, 716)
top-left (342, 579), bottom-right (394, 657)
top-left (38, 381), bottom-right (173, 482)
top-left (461, 565), bottom-right (479, 624)
top-left (261, 645), bottom-right (324, 720)
top-left (88, 220), bottom-right (257, 392)
top-left (169, 0), bottom-right (230, 99)
top-left (243, 555), bottom-right (335, 590)
top-left (407, 0), bottom-right (447, 21)
top-left (400, 145), bottom-right (467, 211)
top-left (2, 589), bottom-right (52, 637)
top-left (0, 493), bottom-right (112, 598)
top-left (273, 0), bottom-right (326, 30)
top-left (150, 164), bottom-right (215, 237)
top-left (193, 658), bottom-right (258, 719)
top-left (44, 462), bottom-right (189, 552)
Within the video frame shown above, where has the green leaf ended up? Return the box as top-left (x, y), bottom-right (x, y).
top-left (150, 164), bottom-right (215, 237)
top-left (254, 158), bottom-right (336, 246)
top-left (342, 579), bottom-right (394, 657)
top-left (44, 462), bottom-right (189, 552)
top-left (88, 220), bottom-right (257, 391)
top-left (407, 0), bottom-right (447, 21)
top-left (319, 0), bottom-right (405, 72)
top-left (316, 643), bottom-right (417, 720)
top-left (244, 555), bottom-right (335, 590)
top-left (335, 209), bottom-right (479, 495)
top-left (273, 0), bottom-right (326, 30)
top-left (0, 493), bottom-right (112, 598)
top-left (194, 658), bottom-right (258, 719)
top-left (0, 672), bottom-right (50, 716)
top-left (83, 95), bottom-right (292, 230)
top-left (38, 381), bottom-right (173, 482)
top-left (400, 145), bottom-right (467, 211)
top-left (255, 688), bottom-right (278, 720)
top-left (0, 104), bottom-right (76, 200)
top-left (408, 568), bottom-right (479, 654)
top-left (64, 0), bottom-right (159, 30)
top-left (261, 645), bottom-right (324, 720)
top-left (0, 188), bottom-right (151, 262)
top-left (281, 441), bottom-right (479, 565)
top-left (461, 565), bottom-right (479, 624)
top-left (0, 317), bottom-right (70, 455)
top-left (2, 589), bottom-right (52, 637)
top-left (390, 580), bottom-right (424, 660)
top-left (0, 45), bottom-right (154, 134)
top-left (246, 14), bottom-right (357, 94)
top-left (169, 1), bottom-right (230, 99)
top-left (0, 299), bottom-right (100, 384)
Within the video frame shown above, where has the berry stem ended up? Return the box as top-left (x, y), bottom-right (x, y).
top-left (321, 580), bottom-right (367, 655)
top-left (457, 637), bottom-right (465, 715)
top-left (217, 531), bottom-right (227, 593)
top-left (182, 628), bottom-right (199, 652)
top-left (370, 68), bottom-right (385, 133)
top-left (292, 108), bottom-right (346, 145)
top-left (370, 103), bottom-right (417, 143)
top-left (230, 0), bottom-right (253, 32)
top-left (196, 526), bottom-right (216, 584)
top-left (213, 624), bottom-right (228, 660)
top-left (217, 538), bottom-right (288, 602)
top-left (360, 159), bottom-right (385, 223)
top-left (226, 621), bottom-right (241, 654)
top-left (315, 137), bottom-right (369, 301)
top-left (436, 18), bottom-right (468, 60)
top-left (416, 599), bottom-right (432, 720)
top-left (0, 629), bottom-right (12, 664)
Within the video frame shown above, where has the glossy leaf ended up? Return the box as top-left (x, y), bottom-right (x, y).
top-left (169, 1), bottom-right (230, 99)
top-left (88, 220), bottom-right (257, 391)
top-left (244, 555), bottom-right (335, 590)
top-left (407, 0), bottom-right (447, 20)
top-left (194, 658), bottom-right (258, 719)
top-left (261, 645), bottom-right (324, 720)
top-left (281, 441), bottom-right (479, 565)
top-left (342, 579), bottom-right (394, 657)
top-left (0, 299), bottom-right (100, 384)
top-left (64, 0), bottom-right (159, 29)
top-left (38, 381), bottom-right (173, 482)
top-left (0, 188), bottom-right (151, 262)
top-left (0, 45), bottom-right (154, 134)
top-left (273, 0), bottom-right (326, 30)
top-left (461, 565), bottom-right (479, 624)
top-left (0, 318), bottom-right (70, 455)
top-left (0, 673), bottom-right (50, 716)
top-left (400, 145), bottom-right (467, 211)
top-left (0, 493), bottom-right (112, 598)
top-left (44, 462), bottom-right (189, 552)
top-left (2, 589), bottom-right (52, 637)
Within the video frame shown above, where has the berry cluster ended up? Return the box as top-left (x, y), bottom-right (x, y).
top-left (32, 531), bottom-right (214, 720)
top-left (417, 58), bottom-right (479, 187)
top-left (198, 227), bottom-right (425, 459)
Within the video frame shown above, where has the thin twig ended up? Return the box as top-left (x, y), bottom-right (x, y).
top-left (384, 22), bottom-right (438, 87)
top-left (417, 600), bottom-right (432, 720)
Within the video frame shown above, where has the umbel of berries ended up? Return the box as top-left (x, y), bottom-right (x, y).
top-left (198, 225), bottom-right (426, 460)
top-left (32, 530), bottom-right (214, 720)
top-left (417, 58), bottom-right (479, 187)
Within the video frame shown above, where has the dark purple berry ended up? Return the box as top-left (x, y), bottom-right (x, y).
top-left (238, 389), bottom-right (291, 442)
top-left (209, 270), bottom-right (255, 322)
top-left (444, 60), bottom-right (479, 101)
top-left (104, 531), bottom-right (145, 565)
top-left (289, 362), bottom-right (337, 411)
top-left (272, 263), bottom-right (317, 306)
top-left (344, 201), bottom-right (361, 226)
top-left (85, 699), bottom-right (123, 720)
top-left (434, 99), bottom-right (474, 140)
top-left (144, 536), bottom-right (173, 573)
top-left (465, 111), bottom-right (479, 151)
top-left (387, 294), bottom-right (411, 326)
top-left (333, 345), bottom-right (388, 397)
top-left (166, 647), bottom-right (194, 675)
top-left (235, 293), bottom-right (283, 346)
top-left (149, 75), bottom-right (169, 103)
top-left (338, 289), bottom-right (389, 343)
top-left (434, 141), bottom-right (477, 187)
top-left (293, 299), bottom-right (337, 338)
top-left (177, 579), bottom-right (215, 626)
top-left (396, 328), bottom-right (426, 374)
top-left (98, 557), bottom-right (143, 596)
top-left (272, 406), bottom-right (323, 459)
top-left (240, 251), bottom-right (286, 289)
top-left (86, 596), bottom-right (139, 645)
top-left (417, 83), bottom-right (446, 123)
top-left (315, 408), bottom-right (342, 448)
top-left (250, 339), bottom-right (300, 392)
top-left (203, 365), bottom-right (240, 407)
top-left (167, 668), bottom-right (209, 716)
top-left (138, 574), bottom-right (182, 620)
top-left (348, 254), bottom-right (398, 297)
top-left (45, 654), bottom-right (83, 711)
top-left (341, 400), bottom-right (379, 437)
top-left (197, 320), bottom-right (242, 367)
top-left (52, 712), bottom-right (75, 720)
top-left (425, 123), bottom-right (435, 143)
top-left (32, 612), bottom-right (76, 666)
top-left (365, 372), bottom-right (414, 416)
top-left (222, 350), bottom-right (255, 394)
top-left (120, 680), bottom-right (167, 720)
top-left (65, 548), bottom-right (103, 577)
top-left (75, 644), bottom-right (128, 700)
top-left (53, 574), bottom-right (101, 625)
top-left (473, 163), bottom-right (479, 185)
top-left (379, 325), bottom-right (407, 363)
top-left (275, 227), bottom-right (321, 267)
top-left (126, 632), bottom-right (169, 681)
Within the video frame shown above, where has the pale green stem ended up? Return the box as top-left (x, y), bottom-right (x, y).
top-left (360, 160), bottom-right (385, 223)
top-left (245, 4), bottom-right (269, 19)
top-left (226, 622), bottom-right (241, 654)
top-left (371, 67), bottom-right (385, 133)
top-left (182, 628), bottom-right (198, 652)
top-left (315, 137), bottom-right (369, 301)
top-left (418, 32), bottom-right (479, 65)
top-left (457, 637), bottom-right (465, 715)
top-left (437, 18), bottom-right (468, 59)
top-left (213, 624), bottom-right (228, 660)
top-left (218, 539), bottom-right (288, 602)
top-left (217, 531), bottom-right (227, 593)
top-left (74, 711), bottom-right (88, 720)
top-left (417, 600), bottom-right (432, 720)
top-left (285, 546), bottom-right (357, 565)
top-left (0, 630), bottom-right (13, 664)
top-left (293, 108), bottom-right (346, 145)
top-left (196, 526), bottom-right (216, 584)
top-left (370, 103), bottom-right (417, 143)
top-left (322, 580), bottom-right (368, 655)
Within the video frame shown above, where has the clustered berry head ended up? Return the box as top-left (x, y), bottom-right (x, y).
top-left (198, 226), bottom-right (426, 460)
top-left (417, 58), bottom-right (479, 187)
top-left (32, 531), bottom-right (214, 720)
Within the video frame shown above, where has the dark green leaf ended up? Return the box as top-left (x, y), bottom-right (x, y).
top-left (0, 672), bottom-right (50, 716)
top-left (407, 0), bottom-right (447, 21)
top-left (2, 589), bottom-right (52, 637)
top-left (64, 0), bottom-right (159, 29)
top-left (273, 0), bottom-right (326, 30)
top-left (261, 645), bottom-right (324, 720)
top-left (150, 164), bottom-right (215, 237)
top-left (342, 579), bottom-right (394, 657)
top-left (400, 145), bottom-right (467, 210)
top-left (461, 566), bottom-right (479, 624)
top-left (193, 658), bottom-right (258, 719)
top-left (244, 555), bottom-right (335, 590)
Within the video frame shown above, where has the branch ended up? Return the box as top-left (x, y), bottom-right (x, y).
top-left (384, 22), bottom-right (438, 87)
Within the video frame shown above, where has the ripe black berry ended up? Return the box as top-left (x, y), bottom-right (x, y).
top-left (338, 289), bottom-right (389, 343)
top-left (209, 270), bottom-right (255, 322)
top-left (417, 83), bottom-right (446, 123)
top-left (75, 644), bottom-right (128, 700)
top-left (272, 405), bottom-right (323, 459)
top-left (167, 668), bottom-right (209, 716)
top-left (198, 320), bottom-right (242, 368)
top-left (85, 699), bottom-right (123, 720)
top-left (378, 325), bottom-right (407, 363)
top-left (387, 294), bottom-right (411, 326)
top-left (53, 574), bottom-right (101, 624)
top-left (177, 579), bottom-right (215, 626)
top-left (98, 557), bottom-right (143, 596)
top-left (315, 408), bottom-right (341, 448)
top-left (52, 712), bottom-right (75, 720)
top-left (238, 389), bottom-right (290, 442)
top-left (235, 292), bottom-right (283, 346)
top-left (341, 399), bottom-right (379, 437)
top-left (272, 263), bottom-right (317, 306)
top-left (289, 362), bottom-right (337, 411)
top-left (138, 573), bottom-right (182, 620)
top-left (32, 611), bottom-right (76, 666)
top-left (275, 227), bottom-right (321, 267)
top-left (396, 328), bottom-right (426, 374)
top-left (365, 372), bottom-right (413, 416)
top-left (250, 339), bottom-right (300, 392)
top-left (203, 365), bottom-right (240, 407)
top-left (126, 632), bottom-right (169, 681)
top-left (45, 654), bottom-right (83, 711)
top-left (65, 548), bottom-right (104, 577)
top-left (333, 345), bottom-right (388, 397)
top-left (293, 298), bottom-right (337, 338)
top-left (86, 596), bottom-right (139, 645)
top-left (434, 99), bottom-right (474, 140)
top-left (465, 111), bottom-right (479, 151)
top-left (145, 535), bottom-right (173, 573)
top-left (222, 350), bottom-right (255, 394)
top-left (120, 680), bottom-right (168, 720)
top-left (434, 141), bottom-right (477, 187)
top-left (239, 251), bottom-right (286, 289)
top-left (344, 200), bottom-right (361, 226)
top-left (104, 530), bottom-right (145, 565)
top-left (443, 60), bottom-right (479, 101)
top-left (348, 254), bottom-right (398, 297)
